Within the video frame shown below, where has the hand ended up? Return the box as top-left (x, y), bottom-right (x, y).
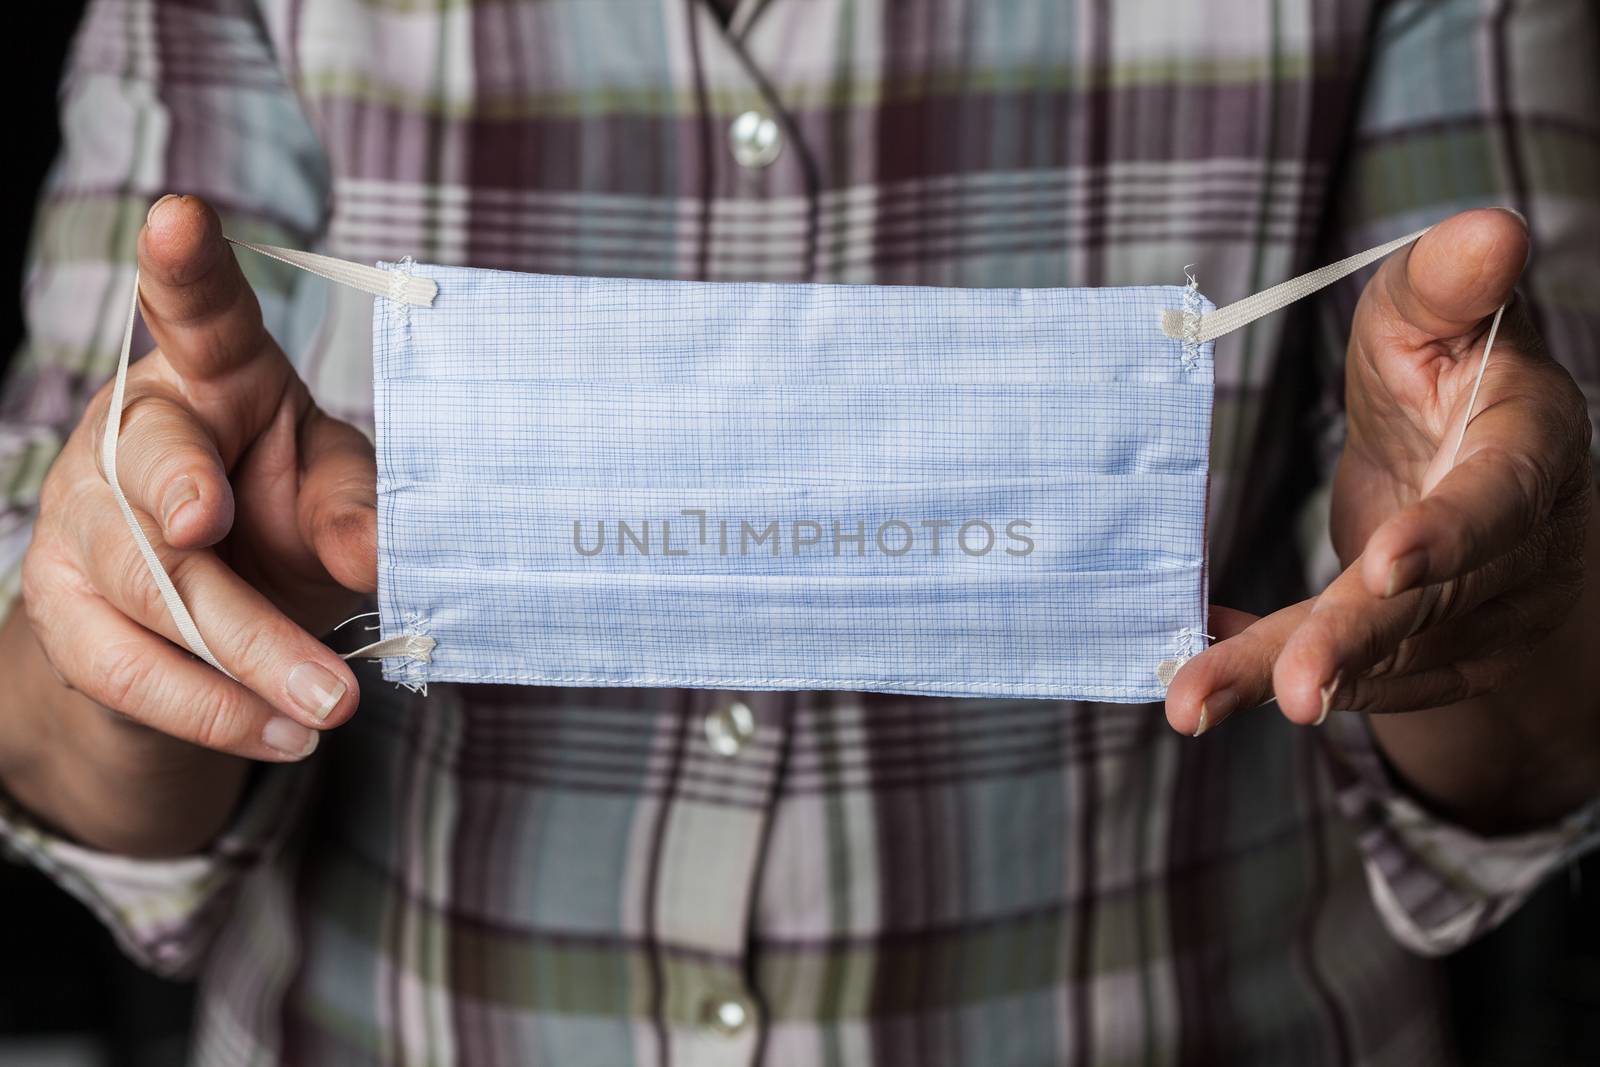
top-left (17, 194), bottom-right (376, 766)
top-left (1166, 210), bottom-right (1596, 813)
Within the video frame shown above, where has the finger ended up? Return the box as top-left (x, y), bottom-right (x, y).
top-left (136, 195), bottom-right (292, 443)
top-left (1166, 600), bottom-right (1313, 736)
top-left (1283, 511), bottom-right (1560, 722)
top-left (1380, 208), bottom-right (1528, 342)
top-left (1372, 578), bottom-right (1577, 680)
top-left (1328, 586), bottom-right (1571, 714)
top-left (1361, 367), bottom-right (1590, 597)
top-left (1273, 559), bottom-right (1438, 724)
top-left (1317, 665), bottom-right (1476, 718)
top-left (33, 587), bottom-right (320, 762)
top-left (96, 389), bottom-right (234, 549)
top-left (78, 508), bottom-right (360, 731)
top-left (299, 411), bottom-right (379, 594)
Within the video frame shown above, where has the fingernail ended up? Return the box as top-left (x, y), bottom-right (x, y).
top-left (1384, 550), bottom-right (1426, 598)
top-left (1316, 671), bottom-right (1343, 726)
top-left (262, 715), bottom-right (319, 759)
top-left (287, 662), bottom-right (346, 722)
top-left (1194, 688), bottom-right (1240, 737)
top-left (146, 193), bottom-right (180, 225)
top-left (161, 476), bottom-right (198, 533)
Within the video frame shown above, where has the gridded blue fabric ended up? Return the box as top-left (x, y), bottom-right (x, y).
top-left (372, 264), bottom-right (1214, 701)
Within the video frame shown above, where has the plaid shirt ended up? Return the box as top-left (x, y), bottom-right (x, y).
top-left (3, 0), bottom-right (1600, 1063)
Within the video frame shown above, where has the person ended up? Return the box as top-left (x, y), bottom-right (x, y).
top-left (1, 0), bottom-right (1597, 1063)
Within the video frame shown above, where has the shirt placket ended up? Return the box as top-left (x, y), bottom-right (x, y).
top-left (644, 8), bottom-right (806, 1063)
top-left (648, 689), bottom-right (791, 1067)
top-left (682, 0), bottom-right (820, 282)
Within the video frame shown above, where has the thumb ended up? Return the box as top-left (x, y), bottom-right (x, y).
top-left (1378, 207), bottom-right (1529, 342)
top-left (298, 411), bottom-right (379, 595)
top-left (137, 194), bottom-right (289, 392)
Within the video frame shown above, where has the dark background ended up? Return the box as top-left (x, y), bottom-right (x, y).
top-left (2, 5), bottom-right (1597, 1065)
top-left (2, 12), bottom-right (200, 1067)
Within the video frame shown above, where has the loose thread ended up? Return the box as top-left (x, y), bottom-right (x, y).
top-left (332, 610), bottom-right (380, 633)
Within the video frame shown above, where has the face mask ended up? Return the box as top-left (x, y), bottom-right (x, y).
top-left (103, 229), bottom-right (1449, 701)
top-left (362, 265), bottom-right (1216, 701)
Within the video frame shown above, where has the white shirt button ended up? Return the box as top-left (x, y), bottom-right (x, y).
top-left (702, 994), bottom-right (753, 1036)
top-left (729, 110), bottom-right (782, 169)
top-left (704, 699), bottom-right (756, 757)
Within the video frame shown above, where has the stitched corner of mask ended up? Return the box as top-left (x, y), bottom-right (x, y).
top-left (1155, 626), bottom-right (1210, 691)
top-left (382, 610), bottom-right (435, 692)
top-left (1159, 270), bottom-right (1209, 373)
top-left (385, 256), bottom-right (420, 331)
top-left (1180, 266), bottom-right (1203, 369)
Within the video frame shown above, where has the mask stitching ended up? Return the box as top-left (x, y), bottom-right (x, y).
top-left (1180, 265), bottom-right (1202, 369)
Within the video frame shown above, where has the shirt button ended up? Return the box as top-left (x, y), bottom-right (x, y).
top-left (704, 698), bottom-right (756, 757)
top-left (728, 110), bottom-right (782, 169)
top-left (701, 994), bottom-right (753, 1037)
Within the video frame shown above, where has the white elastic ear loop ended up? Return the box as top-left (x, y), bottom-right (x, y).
top-left (224, 239), bottom-right (437, 306)
top-left (1449, 302), bottom-right (1506, 467)
top-left (1161, 226), bottom-right (1433, 344)
top-left (100, 270), bottom-right (234, 676)
top-left (1163, 222), bottom-right (1508, 471)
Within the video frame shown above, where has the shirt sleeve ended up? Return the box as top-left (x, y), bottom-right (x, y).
top-left (1305, 0), bottom-right (1600, 956)
top-left (1321, 714), bottom-right (1600, 957)
top-left (0, 0), bottom-right (331, 977)
top-left (0, 763), bottom-right (317, 978)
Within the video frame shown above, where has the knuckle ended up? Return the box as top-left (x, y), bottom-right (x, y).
top-left (189, 692), bottom-right (249, 753)
top-left (185, 309), bottom-right (269, 376)
top-left (1500, 446), bottom-right (1557, 519)
top-left (1382, 636), bottom-right (1420, 678)
top-left (1340, 676), bottom-right (1378, 715)
top-left (1414, 494), bottom-right (1479, 569)
top-left (18, 547), bottom-right (52, 615)
top-left (118, 392), bottom-right (173, 438)
top-left (1418, 579), bottom-right (1456, 630)
top-left (118, 395), bottom-right (197, 489)
top-left (122, 556), bottom-right (172, 624)
top-left (19, 550), bottom-right (83, 638)
top-left (164, 550), bottom-right (207, 598)
top-left (217, 613), bottom-right (280, 679)
top-left (1366, 644), bottom-right (1397, 679)
top-left (94, 638), bottom-right (159, 714)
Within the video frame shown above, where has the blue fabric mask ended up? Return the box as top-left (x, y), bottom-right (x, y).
top-left (369, 266), bottom-right (1214, 701)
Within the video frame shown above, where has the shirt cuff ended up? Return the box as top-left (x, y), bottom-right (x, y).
top-left (0, 759), bottom-right (315, 978)
top-left (1322, 712), bottom-right (1600, 957)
